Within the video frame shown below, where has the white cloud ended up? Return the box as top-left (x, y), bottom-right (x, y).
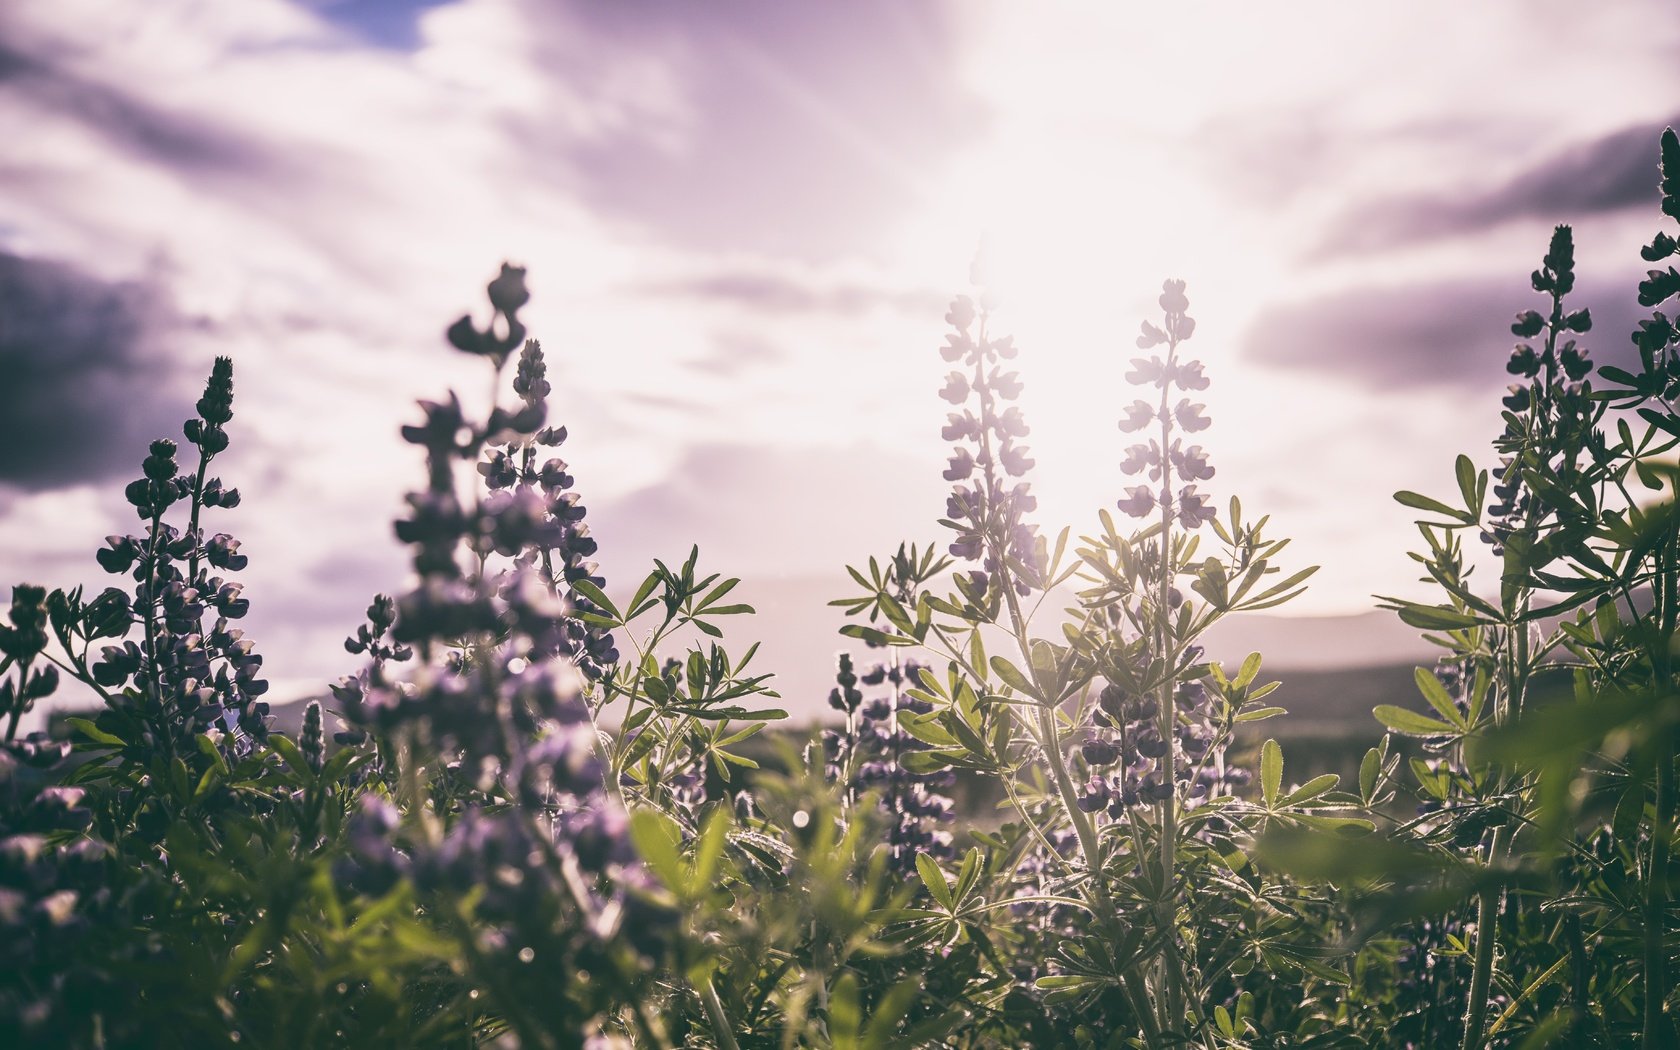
top-left (3, 0), bottom-right (1678, 724)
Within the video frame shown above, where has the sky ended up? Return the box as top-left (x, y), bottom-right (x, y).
top-left (3, 0), bottom-right (1680, 718)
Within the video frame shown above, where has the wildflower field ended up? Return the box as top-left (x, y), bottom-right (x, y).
top-left (3, 134), bottom-right (1678, 1045)
top-left (4, 4), bottom-right (1680, 1048)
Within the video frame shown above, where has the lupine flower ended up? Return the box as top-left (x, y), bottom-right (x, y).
top-left (1116, 485), bottom-right (1156, 518)
top-left (1484, 226), bottom-right (1598, 556)
top-left (935, 285), bottom-right (1048, 597)
top-left (336, 267), bottom-right (667, 1018)
top-left (1117, 400), bottom-right (1154, 432)
top-left (825, 654), bottom-right (954, 875)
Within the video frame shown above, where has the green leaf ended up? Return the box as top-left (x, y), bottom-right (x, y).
top-left (1454, 455), bottom-right (1481, 516)
top-left (1385, 601), bottom-right (1489, 630)
top-left (66, 717), bottom-right (124, 747)
top-left (830, 972), bottom-right (862, 1049)
top-left (863, 979), bottom-right (923, 1048)
top-left (1394, 489), bottom-right (1470, 522)
top-left (1374, 704), bottom-right (1459, 738)
top-left (839, 623), bottom-right (913, 647)
top-left (569, 577), bottom-right (620, 621)
top-left (1359, 747), bottom-right (1380, 802)
top-left (627, 571), bottom-right (660, 620)
top-left (692, 808), bottom-right (729, 890)
top-left (672, 705), bottom-right (788, 722)
top-left (896, 711), bottom-right (958, 748)
top-left (878, 595), bottom-right (917, 636)
top-left (901, 749), bottom-right (960, 774)
top-left (693, 577), bottom-right (740, 612)
top-left (1281, 773), bottom-right (1339, 808)
top-left (953, 846), bottom-right (981, 901)
top-left (916, 852), bottom-right (954, 910)
top-left (1233, 652), bottom-right (1262, 689)
top-left (988, 656), bottom-right (1039, 700)
top-left (629, 810), bottom-right (685, 890)
top-left (1639, 405), bottom-right (1680, 439)
top-left (1260, 738), bottom-right (1282, 807)
top-left (1414, 667), bottom-right (1468, 728)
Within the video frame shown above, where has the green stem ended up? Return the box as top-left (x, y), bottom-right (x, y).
top-left (1644, 743), bottom-right (1673, 1046)
top-left (700, 978), bottom-right (742, 1050)
top-left (1461, 822), bottom-right (1512, 1050)
top-left (185, 446), bottom-right (211, 584)
top-left (1643, 529), bottom-right (1677, 1048)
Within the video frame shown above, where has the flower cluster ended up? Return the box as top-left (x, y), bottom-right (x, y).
top-left (0, 587), bottom-right (59, 739)
top-left (333, 266), bottom-right (671, 1039)
top-left (1485, 225), bottom-right (1597, 555)
top-left (1115, 280), bottom-right (1215, 531)
top-left (1074, 665), bottom-right (1246, 815)
top-left (824, 653), bottom-right (954, 873)
top-left (0, 734), bottom-right (131, 1041)
top-left (478, 339), bottom-right (619, 680)
top-left (87, 358), bottom-right (270, 756)
top-left (938, 292), bottom-right (1047, 597)
top-left (1605, 128), bottom-right (1680, 415)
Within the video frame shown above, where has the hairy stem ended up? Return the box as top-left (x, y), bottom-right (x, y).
top-left (700, 977), bottom-right (742, 1050)
top-left (1461, 822), bottom-right (1512, 1050)
top-left (1644, 530), bottom-right (1677, 1048)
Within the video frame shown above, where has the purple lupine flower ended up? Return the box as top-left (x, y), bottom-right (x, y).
top-left (1171, 359), bottom-right (1210, 391)
top-left (1176, 487), bottom-right (1216, 530)
top-left (1117, 400), bottom-right (1154, 432)
top-left (1000, 443), bottom-right (1035, 476)
top-left (1119, 443), bottom-right (1154, 476)
top-left (939, 371), bottom-right (970, 403)
top-left (1116, 485), bottom-right (1156, 518)
top-left (1171, 444), bottom-right (1215, 482)
top-left (1174, 399), bottom-right (1211, 432)
top-left (943, 447), bottom-right (975, 481)
top-left (1126, 356), bottom-right (1169, 385)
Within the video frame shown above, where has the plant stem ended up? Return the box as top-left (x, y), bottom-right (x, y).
top-left (1643, 529), bottom-right (1677, 1048)
top-left (700, 977), bottom-right (742, 1050)
top-left (1461, 822), bottom-right (1512, 1050)
top-left (1645, 735), bottom-right (1673, 1048)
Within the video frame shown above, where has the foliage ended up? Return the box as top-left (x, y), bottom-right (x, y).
top-left (3, 130), bottom-right (1679, 1049)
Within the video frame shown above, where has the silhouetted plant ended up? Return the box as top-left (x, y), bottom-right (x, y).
top-left (4, 127), bottom-right (1680, 1050)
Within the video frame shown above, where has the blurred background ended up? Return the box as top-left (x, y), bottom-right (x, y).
top-left (2, 0), bottom-right (1677, 737)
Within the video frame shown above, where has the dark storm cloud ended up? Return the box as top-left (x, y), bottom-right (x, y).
top-left (1245, 272), bottom-right (1651, 390)
top-left (0, 253), bottom-right (185, 489)
top-left (1320, 116), bottom-right (1677, 256)
top-left (0, 43), bottom-right (270, 175)
top-left (517, 0), bottom-right (987, 259)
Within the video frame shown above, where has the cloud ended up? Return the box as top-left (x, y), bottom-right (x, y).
top-left (0, 42), bottom-right (273, 176)
top-left (683, 331), bottom-right (785, 378)
top-left (639, 268), bottom-right (944, 316)
top-left (0, 252), bottom-right (189, 489)
top-left (592, 441), bottom-right (941, 582)
top-left (1319, 116), bottom-right (1678, 256)
top-left (1244, 271), bottom-right (1651, 391)
top-left (502, 0), bottom-right (988, 259)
